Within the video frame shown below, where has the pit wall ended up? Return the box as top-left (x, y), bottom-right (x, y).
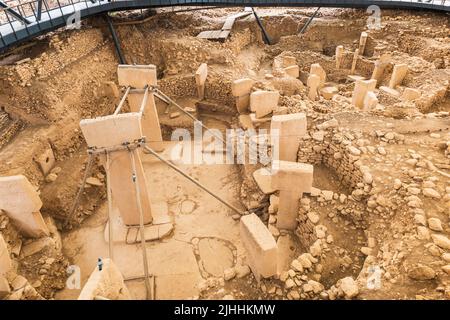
top-left (0, 27), bottom-right (123, 300)
top-left (266, 14), bottom-right (367, 48)
top-left (114, 12), bottom-right (250, 72)
top-left (159, 71), bottom-right (235, 108)
top-left (117, 20), bottom-right (256, 76)
top-left (297, 129), bottom-right (364, 189)
top-left (295, 120), bottom-right (375, 248)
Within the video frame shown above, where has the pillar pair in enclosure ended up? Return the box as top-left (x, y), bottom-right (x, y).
top-left (270, 113), bottom-right (313, 230)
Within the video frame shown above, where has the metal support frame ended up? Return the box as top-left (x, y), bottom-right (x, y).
top-left (69, 137), bottom-right (153, 298)
top-left (36, 0), bottom-right (43, 21)
top-left (113, 86), bottom-right (131, 115)
top-left (0, 0), bottom-right (32, 24)
top-left (139, 86), bottom-right (149, 114)
top-left (87, 139), bottom-right (144, 155)
top-left (105, 151), bottom-right (114, 261)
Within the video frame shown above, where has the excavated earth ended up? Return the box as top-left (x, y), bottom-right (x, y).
top-left (0, 7), bottom-right (449, 300)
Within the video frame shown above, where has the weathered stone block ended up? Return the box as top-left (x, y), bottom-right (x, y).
top-left (310, 63), bottom-right (326, 87)
top-left (195, 63), bottom-right (208, 99)
top-left (117, 64), bottom-right (157, 88)
top-left (352, 79), bottom-right (377, 109)
top-left (389, 64), bottom-right (408, 88)
top-left (240, 213), bottom-right (278, 280)
top-left (284, 65), bottom-right (299, 78)
top-left (231, 78), bottom-right (254, 97)
top-left (282, 56), bottom-right (296, 67)
top-left (271, 160), bottom-right (314, 194)
top-left (250, 91), bottom-right (279, 118)
top-left (0, 175), bottom-right (49, 238)
top-left (80, 113), bottom-right (143, 149)
top-left (402, 88), bottom-right (421, 101)
top-left (307, 74), bottom-right (320, 100)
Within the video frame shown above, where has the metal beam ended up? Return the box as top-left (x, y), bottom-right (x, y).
top-left (251, 7), bottom-right (271, 45)
top-left (36, 0), bottom-right (43, 21)
top-left (0, 1), bottom-right (32, 24)
top-left (105, 14), bottom-right (126, 64)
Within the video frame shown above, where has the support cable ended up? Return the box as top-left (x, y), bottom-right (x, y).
top-left (144, 144), bottom-right (244, 216)
top-left (105, 151), bottom-right (114, 261)
top-left (128, 147), bottom-right (152, 300)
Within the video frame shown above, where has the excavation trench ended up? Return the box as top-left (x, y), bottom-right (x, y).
top-left (0, 7), bottom-right (449, 301)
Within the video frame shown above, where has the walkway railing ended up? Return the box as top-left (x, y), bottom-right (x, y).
top-left (0, 0), bottom-right (449, 53)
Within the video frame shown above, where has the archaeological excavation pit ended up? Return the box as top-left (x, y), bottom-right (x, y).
top-left (0, 3), bottom-right (449, 304)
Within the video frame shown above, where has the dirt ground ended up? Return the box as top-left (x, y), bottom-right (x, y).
top-left (0, 6), bottom-right (449, 300)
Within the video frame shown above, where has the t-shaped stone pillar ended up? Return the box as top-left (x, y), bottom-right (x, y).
top-left (307, 74), bottom-right (320, 101)
top-left (271, 160), bottom-right (313, 230)
top-left (80, 113), bottom-right (153, 226)
top-left (350, 49), bottom-right (359, 75)
top-left (117, 64), bottom-right (157, 89)
top-left (270, 113), bottom-right (307, 162)
top-left (310, 63), bottom-right (326, 88)
top-left (371, 53), bottom-right (391, 84)
top-left (250, 90), bottom-right (280, 118)
top-left (240, 213), bottom-right (278, 281)
top-left (78, 258), bottom-right (131, 300)
top-left (335, 45), bottom-right (344, 69)
top-left (117, 64), bottom-right (164, 152)
top-left (389, 64), bottom-right (408, 89)
top-left (363, 91), bottom-right (378, 111)
top-left (0, 175), bottom-right (49, 238)
top-left (195, 63), bottom-right (208, 100)
top-left (352, 79), bottom-right (377, 109)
